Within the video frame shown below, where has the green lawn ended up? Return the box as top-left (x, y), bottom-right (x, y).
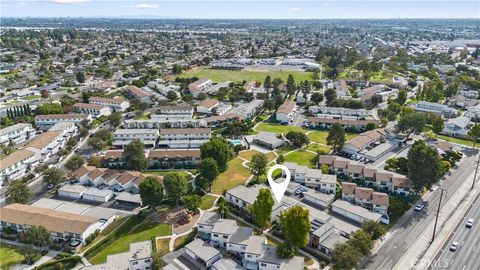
top-left (155, 238), bottom-right (171, 256)
top-left (173, 229), bottom-right (197, 250)
top-left (212, 158), bottom-right (251, 194)
top-left (436, 135), bottom-right (477, 148)
top-left (142, 170), bottom-right (191, 180)
top-left (238, 150), bottom-right (277, 163)
top-left (0, 244), bottom-right (25, 269)
top-left (177, 67), bottom-right (314, 83)
top-left (88, 222), bottom-right (171, 264)
top-left (307, 131), bottom-right (357, 145)
top-left (199, 195), bottom-right (218, 210)
top-left (283, 150), bottom-right (317, 168)
top-left (22, 95), bottom-right (41, 101)
top-left (274, 144), bottom-right (298, 156)
top-left (135, 112), bottom-right (151, 120)
top-left (256, 122), bottom-right (306, 134)
top-left (306, 143), bottom-right (332, 153)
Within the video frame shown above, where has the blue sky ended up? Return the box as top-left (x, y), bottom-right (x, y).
top-left (1, 1), bottom-right (479, 19)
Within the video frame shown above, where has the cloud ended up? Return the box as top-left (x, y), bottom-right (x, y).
top-left (44, 0), bottom-right (90, 3)
top-left (288, 7), bottom-right (303, 13)
top-left (132, 3), bottom-right (159, 9)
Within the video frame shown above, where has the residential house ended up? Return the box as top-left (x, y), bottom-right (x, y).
top-left (227, 100), bottom-right (263, 120)
top-left (82, 241), bottom-right (153, 270)
top-left (276, 100), bottom-right (296, 123)
top-left (35, 114), bottom-right (91, 130)
top-left (308, 106), bottom-right (371, 118)
top-left (197, 99), bottom-right (220, 114)
top-left (441, 116), bottom-right (472, 138)
top-left (72, 103), bottom-right (112, 117)
top-left (89, 96), bottom-right (130, 112)
top-left (0, 149), bottom-right (38, 186)
top-left (157, 104), bottom-right (194, 118)
top-left (25, 131), bottom-right (64, 160)
top-left (157, 128), bottom-right (211, 149)
top-left (308, 116), bottom-right (379, 131)
top-left (126, 85), bottom-right (151, 104)
top-left (199, 114), bottom-right (240, 128)
top-left (189, 78), bottom-right (213, 97)
top-left (331, 200), bottom-right (383, 224)
top-left (283, 162), bottom-right (336, 194)
top-left (0, 123), bottom-right (35, 146)
top-left (112, 129), bottom-right (159, 149)
top-left (412, 101), bottom-right (458, 118)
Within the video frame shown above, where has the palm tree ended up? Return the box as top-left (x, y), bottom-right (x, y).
top-left (217, 197), bottom-right (229, 218)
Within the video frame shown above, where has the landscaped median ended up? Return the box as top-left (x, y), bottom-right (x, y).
top-left (85, 212), bottom-right (171, 265)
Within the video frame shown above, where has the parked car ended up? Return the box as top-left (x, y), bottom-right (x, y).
top-left (449, 241), bottom-right (458, 252)
top-left (414, 203), bottom-right (425, 212)
top-left (466, 218), bottom-right (474, 228)
top-left (47, 184), bottom-right (55, 190)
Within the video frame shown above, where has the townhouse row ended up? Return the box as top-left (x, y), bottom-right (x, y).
top-left (103, 149), bottom-right (201, 169)
top-left (0, 123), bottom-right (35, 146)
top-left (111, 128), bottom-right (211, 149)
top-left (319, 155), bottom-right (411, 196)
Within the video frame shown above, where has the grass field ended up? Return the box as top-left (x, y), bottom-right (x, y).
top-left (155, 238), bottom-right (171, 256)
top-left (173, 229), bottom-right (197, 250)
top-left (212, 157), bottom-right (251, 194)
top-left (0, 244), bottom-right (24, 269)
top-left (21, 95), bottom-right (41, 101)
top-left (307, 131), bottom-right (357, 145)
top-left (306, 143), bottom-right (332, 153)
top-left (199, 195), bottom-right (218, 210)
top-left (238, 150), bottom-right (277, 163)
top-left (177, 67), bottom-right (314, 83)
top-left (255, 122), bottom-right (306, 134)
top-left (142, 170), bottom-right (191, 180)
top-left (283, 150), bottom-right (317, 168)
top-left (274, 144), bottom-right (297, 156)
top-left (436, 135), bottom-right (477, 148)
top-left (88, 221), bottom-right (171, 264)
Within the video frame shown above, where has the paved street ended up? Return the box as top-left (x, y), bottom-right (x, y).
top-left (363, 148), bottom-right (479, 270)
top-left (431, 192), bottom-right (480, 270)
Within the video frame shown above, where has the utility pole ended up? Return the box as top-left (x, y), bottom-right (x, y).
top-left (432, 188), bottom-right (446, 243)
top-left (472, 149), bottom-right (479, 190)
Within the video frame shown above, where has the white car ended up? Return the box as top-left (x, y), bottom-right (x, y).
top-left (450, 241), bottom-right (458, 252)
top-left (414, 204), bottom-right (425, 212)
top-left (466, 218), bottom-right (474, 228)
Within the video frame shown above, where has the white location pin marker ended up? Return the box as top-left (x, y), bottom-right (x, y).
top-left (267, 164), bottom-right (291, 203)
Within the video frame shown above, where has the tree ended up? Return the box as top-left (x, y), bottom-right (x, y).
top-left (164, 173), bottom-right (188, 206)
top-left (431, 115), bottom-right (445, 134)
top-left (286, 74), bottom-right (296, 95)
top-left (198, 158), bottom-right (219, 191)
top-left (332, 242), bottom-right (362, 270)
top-left (217, 196), bottom-right (229, 218)
top-left (398, 111), bottom-right (426, 138)
top-left (324, 88), bottom-right (337, 105)
top-left (95, 129), bottom-right (113, 142)
top-left (264, 75), bottom-right (272, 90)
top-left (6, 181), bottom-right (32, 204)
top-left (65, 155), bottom-right (85, 172)
top-left (108, 113), bottom-right (122, 127)
top-left (43, 168), bottom-right (65, 187)
top-left (361, 221), bottom-right (387, 240)
top-left (200, 139), bottom-right (233, 172)
top-left (182, 194), bottom-right (202, 212)
top-left (20, 245), bottom-right (37, 265)
top-left (249, 153), bottom-right (268, 182)
top-left (122, 140), bottom-right (148, 171)
top-left (349, 230), bottom-right (374, 255)
top-left (166, 90), bottom-right (177, 101)
top-left (88, 156), bottom-right (102, 167)
top-left (252, 188), bottom-right (275, 230)
top-left (408, 141), bottom-right (441, 192)
top-left (285, 131), bottom-right (309, 148)
top-left (40, 89), bottom-right (49, 98)
top-left (35, 103), bottom-right (63, 115)
top-left (139, 176), bottom-right (163, 208)
top-left (366, 122), bottom-right (376, 131)
top-left (468, 123), bottom-right (480, 147)
top-left (66, 137), bottom-right (77, 150)
top-left (88, 137), bottom-right (104, 151)
top-left (76, 71), bottom-right (85, 83)
top-left (311, 92), bottom-right (324, 105)
top-left (326, 124), bottom-right (346, 152)
top-left (279, 205), bottom-right (311, 249)
top-left (396, 89), bottom-right (408, 105)
top-left (24, 225), bottom-right (51, 251)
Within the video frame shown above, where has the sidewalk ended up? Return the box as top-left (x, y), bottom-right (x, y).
top-left (393, 169), bottom-right (480, 270)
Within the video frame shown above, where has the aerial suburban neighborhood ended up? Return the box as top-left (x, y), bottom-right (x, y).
top-left (0, 2), bottom-right (479, 270)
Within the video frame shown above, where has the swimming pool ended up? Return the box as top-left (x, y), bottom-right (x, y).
top-left (230, 139), bottom-right (242, 146)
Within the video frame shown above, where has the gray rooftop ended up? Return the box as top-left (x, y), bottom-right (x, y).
top-left (185, 239), bottom-right (221, 262)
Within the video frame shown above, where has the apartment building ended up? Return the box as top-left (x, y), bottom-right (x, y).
top-left (124, 117), bottom-right (200, 129)
top-left (199, 114), bottom-right (240, 128)
top-left (157, 128), bottom-right (211, 149)
top-left (341, 182), bottom-right (389, 216)
top-left (227, 100), bottom-right (263, 120)
top-left (25, 131), bottom-right (64, 160)
top-left (0, 203), bottom-right (103, 244)
top-left (284, 162), bottom-right (336, 194)
top-left (112, 129), bottom-right (159, 149)
top-left (331, 200), bottom-right (383, 224)
top-left (126, 85), bottom-right (151, 104)
top-left (48, 122), bottom-right (78, 139)
top-left (441, 116), bottom-right (472, 138)
top-left (103, 149), bottom-right (201, 169)
top-left (84, 241), bottom-right (152, 270)
top-left (0, 149), bottom-right (38, 185)
top-left (89, 96), bottom-right (130, 112)
top-left (197, 99), bottom-right (220, 114)
top-left (0, 123), bottom-right (35, 146)
top-left (412, 101), bottom-right (458, 118)
top-left (35, 114), bottom-right (91, 130)
top-left (72, 102), bottom-right (112, 117)
top-left (276, 100), bottom-right (296, 123)
top-left (308, 116), bottom-right (379, 131)
top-left (156, 104), bottom-right (194, 117)
top-left (319, 155), bottom-right (411, 196)
top-left (308, 106), bottom-right (371, 118)
top-left (189, 78), bottom-right (213, 97)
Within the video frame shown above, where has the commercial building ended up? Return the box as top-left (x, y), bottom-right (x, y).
top-left (0, 123), bottom-right (35, 146)
top-left (35, 114), bottom-right (91, 130)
